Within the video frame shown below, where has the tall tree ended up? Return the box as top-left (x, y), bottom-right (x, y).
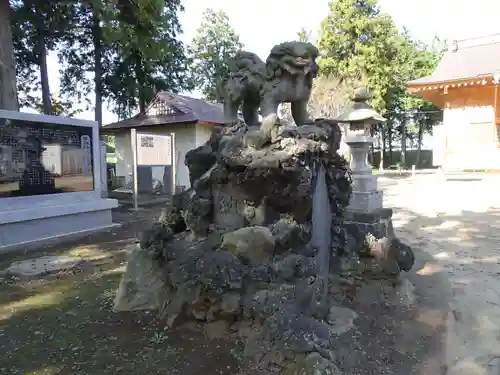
top-left (58, 0), bottom-right (111, 125)
top-left (27, 96), bottom-right (83, 116)
top-left (59, 0), bottom-right (192, 120)
top-left (402, 35), bottom-right (443, 166)
top-left (106, 0), bottom-right (192, 118)
top-left (318, 0), bottom-right (401, 114)
top-left (188, 8), bottom-right (243, 102)
top-left (0, 0), bottom-right (18, 110)
top-left (11, 0), bottom-right (74, 114)
top-left (318, 0), bottom-right (440, 167)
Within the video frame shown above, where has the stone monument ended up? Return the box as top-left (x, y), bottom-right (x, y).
top-left (0, 110), bottom-right (119, 253)
top-left (114, 41), bottom-right (415, 374)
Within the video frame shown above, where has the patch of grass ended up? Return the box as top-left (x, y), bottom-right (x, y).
top-left (0, 227), bottom-right (248, 375)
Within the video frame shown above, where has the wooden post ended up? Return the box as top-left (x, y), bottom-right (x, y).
top-left (131, 128), bottom-right (138, 211)
top-left (171, 132), bottom-right (176, 195)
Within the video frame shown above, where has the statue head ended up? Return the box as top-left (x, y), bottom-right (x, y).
top-left (266, 41), bottom-right (319, 79)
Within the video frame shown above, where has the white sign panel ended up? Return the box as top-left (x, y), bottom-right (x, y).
top-left (136, 133), bottom-right (172, 166)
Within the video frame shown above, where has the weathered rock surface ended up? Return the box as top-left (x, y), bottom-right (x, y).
top-left (221, 226), bottom-right (275, 265)
top-left (113, 244), bottom-right (165, 312)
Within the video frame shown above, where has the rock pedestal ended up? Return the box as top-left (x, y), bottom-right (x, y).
top-left (113, 50), bottom-right (415, 374)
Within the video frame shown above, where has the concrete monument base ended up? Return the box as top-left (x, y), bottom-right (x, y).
top-left (0, 195), bottom-right (119, 254)
top-left (0, 110), bottom-right (120, 254)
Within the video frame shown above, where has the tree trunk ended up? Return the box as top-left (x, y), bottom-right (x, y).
top-left (34, 8), bottom-right (51, 114)
top-left (379, 126), bottom-right (386, 170)
top-left (387, 125), bottom-right (393, 165)
top-left (92, 6), bottom-right (102, 125)
top-left (415, 121), bottom-right (424, 168)
top-left (134, 53), bottom-right (147, 113)
top-left (0, 0), bottom-right (18, 110)
top-left (401, 118), bottom-right (407, 168)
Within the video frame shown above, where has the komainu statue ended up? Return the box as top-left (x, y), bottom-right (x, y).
top-left (224, 41), bottom-right (319, 144)
top-left (114, 38), bottom-right (416, 375)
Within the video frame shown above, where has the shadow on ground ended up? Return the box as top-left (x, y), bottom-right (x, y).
top-left (392, 206), bottom-right (500, 375)
top-left (328, 235), bottom-right (450, 375)
top-left (0, 205), bottom-right (256, 375)
top-left (2, 204), bottom-right (490, 375)
top-left (0, 229), bottom-right (248, 375)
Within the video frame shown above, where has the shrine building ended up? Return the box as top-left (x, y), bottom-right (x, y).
top-left (407, 34), bottom-right (500, 171)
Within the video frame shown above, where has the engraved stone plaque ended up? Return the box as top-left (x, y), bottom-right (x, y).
top-left (212, 184), bottom-right (244, 231)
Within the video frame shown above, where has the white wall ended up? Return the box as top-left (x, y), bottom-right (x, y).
top-left (195, 123), bottom-right (213, 145)
top-left (442, 106), bottom-right (500, 170)
top-left (114, 122), bottom-right (215, 189)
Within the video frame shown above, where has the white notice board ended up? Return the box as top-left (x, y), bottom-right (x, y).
top-left (136, 133), bottom-right (172, 166)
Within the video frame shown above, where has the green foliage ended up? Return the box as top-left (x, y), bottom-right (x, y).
top-left (33, 98), bottom-right (83, 117)
top-left (188, 8), bottom-right (243, 102)
top-left (397, 34), bottom-right (443, 140)
top-left (7, 0), bottom-right (444, 139)
top-left (104, 135), bottom-right (115, 153)
top-left (318, 0), bottom-right (443, 157)
top-left (105, 0), bottom-right (192, 118)
top-left (57, 0), bottom-right (191, 120)
top-left (318, 0), bottom-right (401, 113)
top-left (57, 1), bottom-right (109, 111)
top-left (10, 0), bottom-right (191, 120)
top-left (11, 0), bottom-right (75, 113)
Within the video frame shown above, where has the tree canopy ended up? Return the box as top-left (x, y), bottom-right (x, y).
top-left (3, 0), bottom-right (192, 121)
top-left (0, 0), bottom-right (443, 165)
top-left (317, 0), bottom-right (443, 166)
top-left (188, 8), bottom-right (243, 102)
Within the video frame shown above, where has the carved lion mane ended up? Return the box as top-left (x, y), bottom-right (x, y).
top-left (262, 41), bottom-right (319, 87)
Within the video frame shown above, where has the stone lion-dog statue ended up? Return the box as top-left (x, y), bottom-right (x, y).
top-left (224, 41), bottom-right (319, 147)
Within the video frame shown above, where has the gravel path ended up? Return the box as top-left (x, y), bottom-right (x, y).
top-left (381, 173), bottom-right (500, 375)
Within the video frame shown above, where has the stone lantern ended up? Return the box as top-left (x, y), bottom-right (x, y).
top-left (336, 88), bottom-right (386, 213)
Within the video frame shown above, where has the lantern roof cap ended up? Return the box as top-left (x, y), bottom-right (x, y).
top-left (336, 87), bottom-right (386, 123)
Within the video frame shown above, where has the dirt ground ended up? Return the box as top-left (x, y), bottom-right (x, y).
top-left (0, 204), bottom-right (447, 375)
top-left (382, 174), bottom-right (500, 375)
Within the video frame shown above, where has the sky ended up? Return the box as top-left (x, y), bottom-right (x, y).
top-left (40, 0), bottom-right (500, 125)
